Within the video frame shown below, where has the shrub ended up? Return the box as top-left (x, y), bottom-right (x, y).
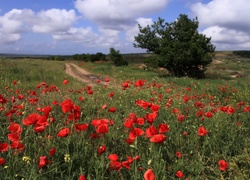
top-left (108, 47), bottom-right (128, 66)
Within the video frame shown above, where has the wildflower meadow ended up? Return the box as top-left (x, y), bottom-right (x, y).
top-left (0, 57), bottom-right (250, 179)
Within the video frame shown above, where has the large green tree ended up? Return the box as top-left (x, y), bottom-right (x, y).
top-left (134, 14), bottom-right (215, 78)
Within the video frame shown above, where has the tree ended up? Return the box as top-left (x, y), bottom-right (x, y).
top-left (108, 48), bottom-right (128, 66)
top-left (134, 14), bottom-right (215, 78)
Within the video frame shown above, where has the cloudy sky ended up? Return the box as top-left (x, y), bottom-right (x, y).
top-left (0, 0), bottom-right (249, 55)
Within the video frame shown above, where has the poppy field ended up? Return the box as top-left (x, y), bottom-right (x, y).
top-left (0, 57), bottom-right (250, 179)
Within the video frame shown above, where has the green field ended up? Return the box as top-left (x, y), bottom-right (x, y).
top-left (0, 52), bottom-right (250, 179)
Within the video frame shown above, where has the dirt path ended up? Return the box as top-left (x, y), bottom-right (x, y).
top-left (65, 63), bottom-right (119, 87)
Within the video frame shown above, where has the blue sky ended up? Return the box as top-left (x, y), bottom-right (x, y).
top-left (0, 0), bottom-right (249, 55)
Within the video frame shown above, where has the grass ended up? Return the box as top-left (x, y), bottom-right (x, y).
top-left (0, 53), bottom-right (250, 179)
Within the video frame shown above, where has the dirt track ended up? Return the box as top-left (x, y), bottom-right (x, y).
top-left (64, 63), bottom-right (118, 87)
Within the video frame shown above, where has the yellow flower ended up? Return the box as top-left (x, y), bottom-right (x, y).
top-left (22, 156), bottom-right (31, 164)
top-left (64, 154), bottom-right (71, 162)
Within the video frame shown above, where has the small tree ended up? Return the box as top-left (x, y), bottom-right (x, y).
top-left (134, 14), bottom-right (215, 78)
top-left (108, 48), bottom-right (128, 66)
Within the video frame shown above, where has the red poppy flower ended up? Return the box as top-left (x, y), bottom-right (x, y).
top-left (8, 122), bottom-right (22, 134)
top-left (97, 145), bottom-right (106, 155)
top-left (22, 113), bottom-right (41, 126)
top-left (108, 92), bottom-right (114, 97)
top-left (108, 107), bottom-right (116, 113)
top-left (194, 101), bottom-right (205, 109)
top-left (105, 78), bottom-right (110, 82)
top-left (90, 133), bottom-right (101, 139)
top-left (177, 114), bottom-right (185, 122)
top-left (0, 158), bottom-right (6, 166)
top-left (134, 79), bottom-right (145, 87)
top-left (102, 104), bottom-right (107, 109)
top-left (227, 107), bottom-right (235, 114)
top-left (74, 123), bottom-right (88, 132)
top-left (133, 155), bottom-right (140, 161)
top-left (176, 151), bottom-right (182, 158)
top-left (78, 96), bottom-right (84, 101)
top-left (158, 123), bottom-right (170, 133)
top-left (121, 156), bottom-right (133, 170)
top-left (129, 128), bottom-right (144, 140)
top-left (41, 106), bottom-right (52, 116)
top-left (145, 112), bottom-right (158, 124)
top-left (60, 99), bottom-right (73, 113)
top-left (28, 98), bottom-right (39, 104)
top-left (145, 126), bottom-right (158, 138)
top-left (52, 100), bottom-right (58, 105)
top-left (109, 161), bottom-right (122, 171)
top-left (198, 126), bottom-right (208, 136)
top-left (136, 99), bottom-right (151, 109)
top-left (150, 134), bottom-right (166, 143)
top-left (122, 160), bottom-right (132, 170)
top-left (87, 90), bottom-right (93, 94)
top-left (0, 142), bottom-right (9, 153)
top-left (12, 80), bottom-right (17, 85)
top-left (78, 175), bottom-right (86, 180)
top-left (150, 104), bottom-right (160, 112)
top-left (125, 138), bottom-right (135, 144)
top-left (204, 111), bottom-right (213, 118)
top-left (63, 79), bottom-right (69, 84)
top-left (10, 140), bottom-right (25, 152)
top-left (108, 154), bottom-right (119, 161)
top-left (34, 125), bottom-right (46, 133)
top-left (183, 95), bottom-right (190, 103)
top-left (91, 119), bottom-right (109, 127)
top-left (57, 128), bottom-right (70, 137)
top-left (244, 106), bottom-right (250, 112)
top-left (124, 119), bottom-right (134, 129)
top-left (8, 133), bottom-right (20, 142)
top-left (136, 117), bottom-right (144, 126)
top-left (49, 147), bottom-right (56, 156)
top-left (122, 82), bottom-right (129, 89)
top-left (38, 156), bottom-right (49, 168)
top-left (144, 168), bottom-right (156, 180)
top-left (176, 170), bottom-right (184, 178)
top-left (220, 106), bottom-right (228, 112)
top-left (96, 123), bottom-right (109, 134)
top-left (218, 160), bottom-right (228, 171)
top-left (196, 110), bottom-right (203, 117)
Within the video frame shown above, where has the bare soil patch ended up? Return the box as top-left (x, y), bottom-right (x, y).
top-left (64, 63), bottom-right (119, 87)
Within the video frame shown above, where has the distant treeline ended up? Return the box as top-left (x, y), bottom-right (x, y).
top-left (233, 51), bottom-right (250, 58)
top-left (72, 52), bottom-right (106, 62)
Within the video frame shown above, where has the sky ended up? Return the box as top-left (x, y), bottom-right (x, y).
top-left (0, 0), bottom-right (249, 55)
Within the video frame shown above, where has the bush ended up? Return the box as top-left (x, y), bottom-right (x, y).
top-left (143, 55), bottom-right (161, 69)
top-left (108, 48), bottom-right (128, 66)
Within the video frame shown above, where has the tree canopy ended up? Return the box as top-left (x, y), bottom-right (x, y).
top-left (134, 14), bottom-right (215, 78)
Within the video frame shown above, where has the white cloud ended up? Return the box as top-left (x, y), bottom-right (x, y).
top-left (0, 33), bottom-right (21, 44)
top-left (74, 0), bottom-right (168, 30)
top-left (97, 28), bottom-right (121, 48)
top-left (202, 26), bottom-right (250, 44)
top-left (191, 0), bottom-right (250, 49)
top-left (0, 9), bottom-right (32, 44)
top-left (33, 9), bottom-right (77, 33)
top-left (126, 17), bottom-right (154, 42)
top-left (0, 8), bottom-right (78, 44)
top-left (52, 27), bottom-right (98, 42)
top-left (0, 0), bottom-right (170, 53)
